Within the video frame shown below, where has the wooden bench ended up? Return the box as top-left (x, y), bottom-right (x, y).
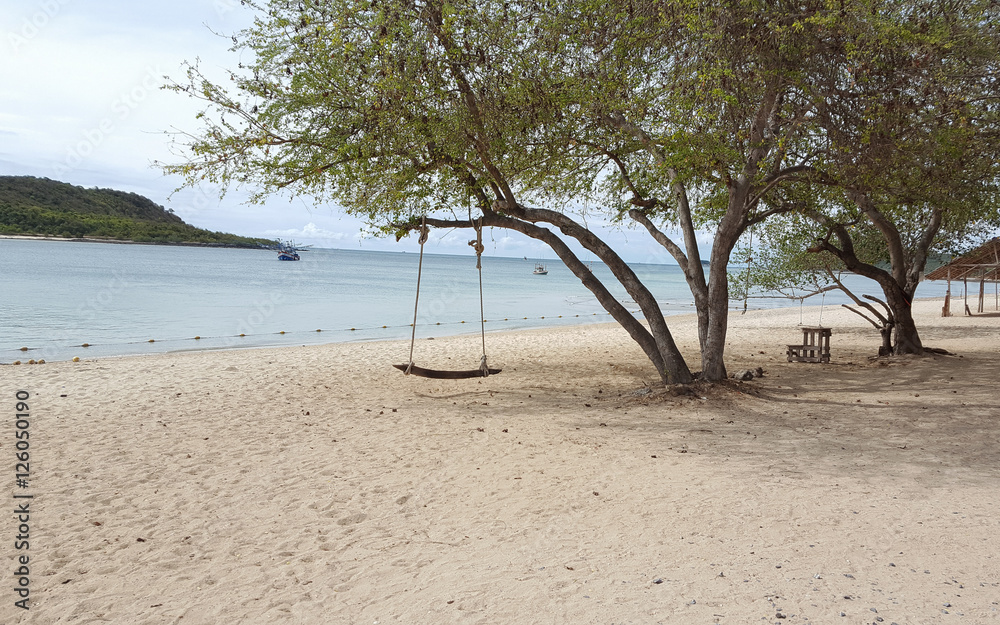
top-left (787, 326), bottom-right (831, 363)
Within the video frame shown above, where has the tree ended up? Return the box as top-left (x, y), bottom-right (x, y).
top-left (164, 0), bottom-right (702, 383)
top-left (539, 0), bottom-right (857, 380)
top-left (164, 0), bottom-right (860, 383)
top-left (163, 0), bottom-right (998, 383)
top-left (731, 206), bottom-right (992, 356)
top-left (786, 0), bottom-right (1000, 354)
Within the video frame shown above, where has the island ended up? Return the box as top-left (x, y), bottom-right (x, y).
top-left (0, 176), bottom-right (276, 248)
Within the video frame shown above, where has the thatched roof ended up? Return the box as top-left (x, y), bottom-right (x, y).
top-left (925, 237), bottom-right (1000, 282)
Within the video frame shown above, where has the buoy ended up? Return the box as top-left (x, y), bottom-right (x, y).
top-left (194, 336), bottom-right (201, 340)
top-left (350, 328), bottom-right (356, 331)
top-left (20, 347), bottom-right (28, 351)
top-left (541, 316), bottom-right (545, 319)
top-left (239, 333), bottom-right (245, 337)
top-left (279, 331), bottom-right (285, 335)
top-left (382, 325), bottom-right (387, 328)
top-left (73, 357), bottom-right (80, 362)
top-left (82, 343), bottom-right (90, 347)
top-left (316, 329), bottom-right (322, 332)
top-left (523, 317), bottom-right (528, 320)
top-left (148, 339), bottom-right (155, 343)
top-left (436, 322), bottom-right (441, 325)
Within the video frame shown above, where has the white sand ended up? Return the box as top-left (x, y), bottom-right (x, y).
top-left (3, 299), bottom-right (999, 624)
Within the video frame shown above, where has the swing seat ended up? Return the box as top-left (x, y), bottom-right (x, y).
top-left (786, 326), bottom-right (832, 363)
top-left (393, 363), bottom-right (502, 379)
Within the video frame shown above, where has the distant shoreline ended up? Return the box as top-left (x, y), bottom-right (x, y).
top-left (0, 234), bottom-right (269, 249)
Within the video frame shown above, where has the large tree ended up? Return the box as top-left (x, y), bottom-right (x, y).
top-left (164, 0), bottom-right (701, 383)
top-left (539, 0), bottom-right (854, 379)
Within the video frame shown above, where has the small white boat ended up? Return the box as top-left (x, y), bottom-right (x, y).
top-left (533, 263), bottom-right (548, 275)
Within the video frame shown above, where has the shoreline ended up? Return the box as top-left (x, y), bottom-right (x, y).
top-left (3, 298), bottom-right (999, 622)
top-left (2, 295), bottom-right (974, 366)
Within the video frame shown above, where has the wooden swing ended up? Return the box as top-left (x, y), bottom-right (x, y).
top-left (394, 217), bottom-right (501, 379)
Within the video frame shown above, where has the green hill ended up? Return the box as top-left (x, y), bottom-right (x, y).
top-left (0, 176), bottom-right (275, 248)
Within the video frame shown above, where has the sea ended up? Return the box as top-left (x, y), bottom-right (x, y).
top-left (0, 237), bottom-right (951, 364)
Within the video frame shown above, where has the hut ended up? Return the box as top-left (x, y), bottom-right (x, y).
top-left (925, 237), bottom-right (1000, 316)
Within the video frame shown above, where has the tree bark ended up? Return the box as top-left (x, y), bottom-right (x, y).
top-left (497, 201), bottom-right (693, 384)
top-left (628, 208), bottom-right (710, 350)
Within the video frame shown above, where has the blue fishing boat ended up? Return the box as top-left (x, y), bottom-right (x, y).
top-left (276, 239), bottom-right (307, 261)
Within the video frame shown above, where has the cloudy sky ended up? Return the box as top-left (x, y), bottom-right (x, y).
top-left (0, 0), bottom-right (711, 262)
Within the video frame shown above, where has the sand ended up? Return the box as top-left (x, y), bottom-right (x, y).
top-left (3, 298), bottom-right (999, 624)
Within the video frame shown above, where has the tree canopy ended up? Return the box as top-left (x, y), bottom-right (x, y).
top-left (164, 0), bottom-right (1000, 380)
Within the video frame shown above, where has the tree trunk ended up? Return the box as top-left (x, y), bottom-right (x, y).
top-left (700, 247), bottom-right (733, 381)
top-left (499, 202), bottom-right (693, 384)
top-left (887, 287), bottom-right (923, 355)
top-left (698, 184), bottom-right (754, 381)
top-left (878, 324), bottom-right (894, 356)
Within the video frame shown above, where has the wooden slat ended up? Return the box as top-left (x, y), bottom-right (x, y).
top-left (393, 363), bottom-right (502, 379)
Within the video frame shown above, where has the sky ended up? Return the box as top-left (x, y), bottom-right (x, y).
top-left (0, 0), bottom-right (713, 262)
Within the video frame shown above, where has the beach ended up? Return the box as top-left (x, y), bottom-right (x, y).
top-left (3, 298), bottom-right (999, 624)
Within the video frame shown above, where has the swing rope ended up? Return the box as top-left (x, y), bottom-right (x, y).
top-left (470, 217), bottom-right (490, 375)
top-left (741, 226), bottom-right (753, 315)
top-left (404, 217), bottom-right (429, 375)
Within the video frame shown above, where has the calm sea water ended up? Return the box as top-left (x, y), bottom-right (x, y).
top-left (0, 238), bottom-right (949, 363)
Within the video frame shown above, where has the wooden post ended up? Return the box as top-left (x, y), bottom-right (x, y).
top-left (979, 278), bottom-right (985, 314)
top-left (964, 278), bottom-right (971, 316)
top-left (943, 276), bottom-right (951, 317)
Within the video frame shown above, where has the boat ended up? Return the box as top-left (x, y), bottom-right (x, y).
top-left (276, 239), bottom-right (308, 261)
top-left (533, 263), bottom-right (548, 275)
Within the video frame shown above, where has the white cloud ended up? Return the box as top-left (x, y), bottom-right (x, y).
top-left (264, 222), bottom-right (351, 243)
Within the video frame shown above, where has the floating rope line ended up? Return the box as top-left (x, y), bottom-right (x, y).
top-left (7, 311), bottom-right (631, 359)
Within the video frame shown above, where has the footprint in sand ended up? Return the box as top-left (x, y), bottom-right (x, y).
top-left (336, 513), bottom-right (368, 526)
